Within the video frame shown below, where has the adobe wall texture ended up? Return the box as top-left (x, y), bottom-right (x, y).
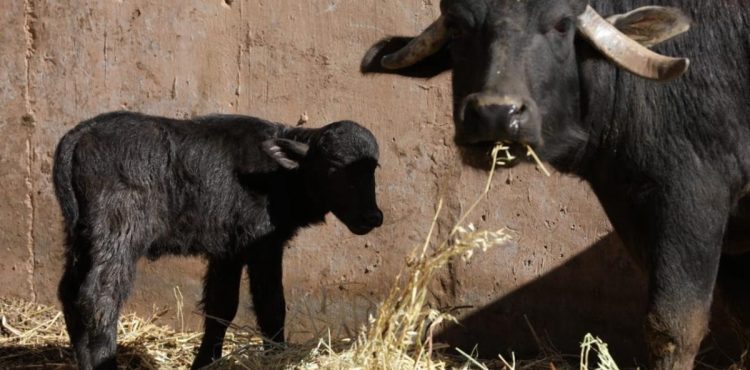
top-left (0, 0), bottom-right (740, 365)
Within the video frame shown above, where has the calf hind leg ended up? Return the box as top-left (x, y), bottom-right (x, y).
top-left (71, 228), bottom-right (141, 370)
top-left (192, 259), bottom-right (244, 370)
top-left (78, 258), bottom-right (137, 370)
top-left (58, 245), bottom-right (93, 369)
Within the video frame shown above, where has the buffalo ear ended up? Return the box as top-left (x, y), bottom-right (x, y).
top-left (607, 6), bottom-right (691, 48)
top-left (262, 139), bottom-right (310, 170)
top-left (361, 37), bottom-right (452, 78)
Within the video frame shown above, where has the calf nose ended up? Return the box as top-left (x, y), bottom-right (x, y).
top-left (462, 94), bottom-right (529, 142)
top-left (363, 210), bottom-right (383, 227)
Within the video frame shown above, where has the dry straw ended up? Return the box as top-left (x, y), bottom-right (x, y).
top-left (579, 334), bottom-right (619, 370)
top-left (0, 298), bottom-right (255, 369)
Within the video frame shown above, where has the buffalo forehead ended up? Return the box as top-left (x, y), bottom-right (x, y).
top-left (441, 0), bottom-right (578, 26)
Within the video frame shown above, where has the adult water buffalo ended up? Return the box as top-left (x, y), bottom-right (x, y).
top-left (361, 1), bottom-right (750, 369)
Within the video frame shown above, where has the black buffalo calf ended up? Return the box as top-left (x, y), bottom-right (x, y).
top-left (52, 111), bottom-right (383, 370)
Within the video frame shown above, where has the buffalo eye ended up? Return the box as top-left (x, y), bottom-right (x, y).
top-left (553, 17), bottom-right (574, 35)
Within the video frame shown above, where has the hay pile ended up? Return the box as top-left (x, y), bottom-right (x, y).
top-left (277, 214), bottom-right (509, 370)
top-left (0, 298), bottom-right (256, 369)
top-left (0, 295), bottom-right (618, 370)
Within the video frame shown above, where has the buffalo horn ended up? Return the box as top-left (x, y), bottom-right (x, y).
top-left (381, 16), bottom-right (448, 69)
top-left (577, 5), bottom-right (689, 81)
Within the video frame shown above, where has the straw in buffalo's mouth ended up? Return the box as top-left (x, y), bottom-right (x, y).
top-left (494, 142), bottom-right (551, 177)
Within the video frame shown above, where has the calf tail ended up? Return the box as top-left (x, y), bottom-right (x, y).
top-left (53, 119), bottom-right (95, 238)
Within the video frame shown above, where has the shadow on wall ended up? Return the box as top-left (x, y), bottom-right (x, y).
top-left (436, 233), bottom-right (748, 369)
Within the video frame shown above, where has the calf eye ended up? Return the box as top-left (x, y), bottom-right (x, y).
top-left (553, 17), bottom-right (574, 35)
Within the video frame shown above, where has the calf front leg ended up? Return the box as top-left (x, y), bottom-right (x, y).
top-left (640, 189), bottom-right (729, 370)
top-left (247, 242), bottom-right (286, 343)
top-left (192, 259), bottom-right (243, 369)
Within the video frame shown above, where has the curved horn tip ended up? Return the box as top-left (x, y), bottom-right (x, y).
top-left (661, 58), bottom-right (690, 81)
top-left (361, 39), bottom-right (388, 73)
top-left (379, 16), bottom-right (447, 70)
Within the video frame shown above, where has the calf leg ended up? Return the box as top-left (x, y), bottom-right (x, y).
top-left (192, 259), bottom-right (243, 369)
top-left (58, 242), bottom-right (93, 369)
top-left (76, 251), bottom-right (137, 370)
top-left (247, 242), bottom-right (286, 343)
top-left (640, 191), bottom-right (728, 370)
top-left (75, 212), bottom-right (145, 370)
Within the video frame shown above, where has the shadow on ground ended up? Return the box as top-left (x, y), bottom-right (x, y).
top-left (437, 232), bottom-right (749, 369)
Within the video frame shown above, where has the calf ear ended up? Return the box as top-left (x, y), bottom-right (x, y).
top-left (262, 139), bottom-right (310, 170)
top-left (361, 37), bottom-right (453, 78)
top-left (607, 6), bottom-right (691, 48)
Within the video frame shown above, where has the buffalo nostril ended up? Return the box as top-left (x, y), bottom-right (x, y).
top-left (509, 103), bottom-right (527, 117)
top-left (508, 118), bottom-right (521, 136)
top-left (508, 105), bottom-right (526, 135)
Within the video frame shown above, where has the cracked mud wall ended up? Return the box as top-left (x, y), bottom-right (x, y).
top-left (1, 0), bottom-right (35, 300)
top-left (0, 0), bottom-right (677, 360)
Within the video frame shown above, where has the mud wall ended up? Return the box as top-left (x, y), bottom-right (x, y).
top-left (1, 0), bottom-right (740, 365)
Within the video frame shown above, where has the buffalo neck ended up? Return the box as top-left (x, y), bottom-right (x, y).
top-left (257, 169), bottom-right (329, 232)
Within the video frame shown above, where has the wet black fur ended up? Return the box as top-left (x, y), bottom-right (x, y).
top-left (362, 1), bottom-right (750, 368)
top-left (53, 111), bottom-right (382, 370)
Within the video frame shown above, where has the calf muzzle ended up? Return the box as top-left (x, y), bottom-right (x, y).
top-left (346, 209), bottom-right (383, 235)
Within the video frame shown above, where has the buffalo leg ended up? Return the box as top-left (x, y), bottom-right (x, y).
top-left (192, 259), bottom-right (244, 369)
top-left (642, 191), bottom-right (728, 370)
top-left (247, 242), bottom-right (286, 343)
top-left (717, 197), bottom-right (750, 330)
top-left (718, 253), bottom-right (750, 331)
